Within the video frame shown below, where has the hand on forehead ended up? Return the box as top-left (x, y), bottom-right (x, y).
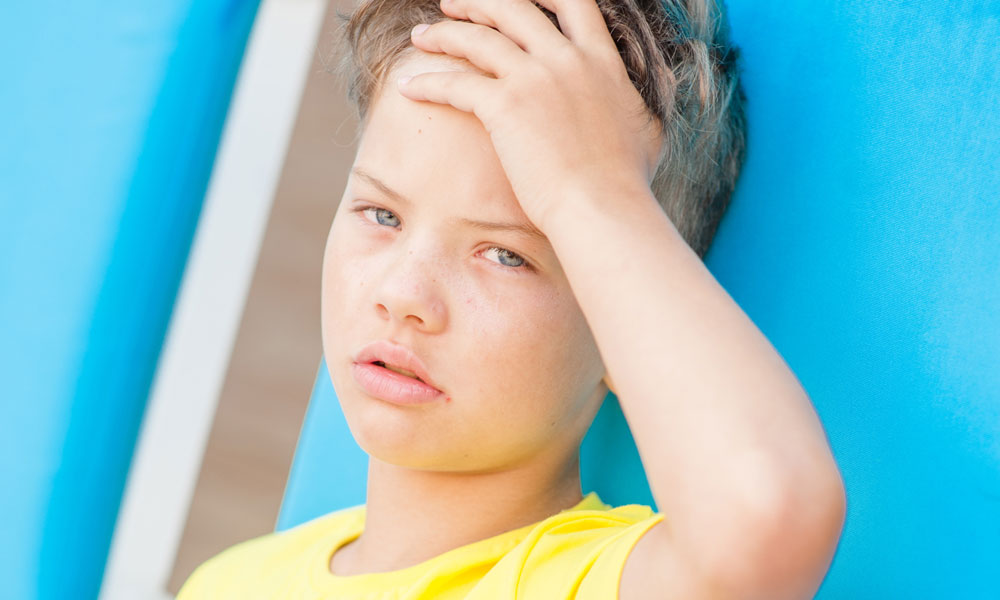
top-left (394, 0), bottom-right (662, 233)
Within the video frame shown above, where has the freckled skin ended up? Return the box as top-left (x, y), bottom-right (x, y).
top-left (320, 52), bottom-right (608, 474)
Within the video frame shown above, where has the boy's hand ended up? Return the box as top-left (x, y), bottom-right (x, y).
top-left (397, 0), bottom-right (665, 233)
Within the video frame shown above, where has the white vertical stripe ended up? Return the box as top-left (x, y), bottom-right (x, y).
top-left (99, 1), bottom-right (328, 598)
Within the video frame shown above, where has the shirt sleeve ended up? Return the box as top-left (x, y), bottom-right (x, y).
top-left (576, 512), bottom-right (666, 599)
top-left (175, 558), bottom-right (215, 600)
top-left (480, 508), bottom-right (666, 599)
top-left (173, 534), bottom-right (272, 599)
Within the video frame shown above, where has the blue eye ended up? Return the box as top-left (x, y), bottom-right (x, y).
top-left (483, 246), bottom-right (526, 268)
top-left (353, 205), bottom-right (530, 271)
top-left (361, 207), bottom-right (400, 228)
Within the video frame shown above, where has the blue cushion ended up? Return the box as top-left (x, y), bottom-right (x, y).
top-left (0, 1), bottom-right (259, 598)
top-left (711, 2), bottom-right (999, 597)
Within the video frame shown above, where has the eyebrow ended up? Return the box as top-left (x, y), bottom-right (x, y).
top-left (351, 166), bottom-right (549, 243)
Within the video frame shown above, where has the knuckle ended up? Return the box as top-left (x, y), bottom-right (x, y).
top-left (498, 80), bottom-right (529, 111)
top-left (496, 0), bottom-right (518, 12)
top-left (554, 42), bottom-right (586, 71)
top-left (438, 73), bottom-right (456, 92)
top-left (429, 20), bottom-right (453, 36)
top-left (470, 23), bottom-right (494, 42)
top-left (524, 61), bottom-right (556, 87)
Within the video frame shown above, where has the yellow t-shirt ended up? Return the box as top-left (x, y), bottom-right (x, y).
top-left (177, 491), bottom-right (664, 599)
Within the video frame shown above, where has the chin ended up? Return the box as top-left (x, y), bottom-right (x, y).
top-left (348, 408), bottom-right (507, 473)
top-left (340, 389), bottom-right (455, 468)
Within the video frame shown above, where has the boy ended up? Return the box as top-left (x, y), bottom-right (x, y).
top-left (179, 0), bottom-right (846, 597)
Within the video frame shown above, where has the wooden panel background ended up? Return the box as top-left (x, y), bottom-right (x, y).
top-left (168, 1), bottom-right (358, 592)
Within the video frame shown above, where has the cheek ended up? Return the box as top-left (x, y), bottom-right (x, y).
top-left (321, 220), bottom-right (376, 360)
top-left (323, 219), bottom-right (375, 310)
top-left (458, 283), bottom-right (599, 412)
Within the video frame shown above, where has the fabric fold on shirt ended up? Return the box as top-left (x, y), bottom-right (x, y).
top-left (177, 491), bottom-right (664, 600)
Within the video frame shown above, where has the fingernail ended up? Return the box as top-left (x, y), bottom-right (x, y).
top-left (398, 75), bottom-right (413, 86)
top-left (412, 23), bottom-right (429, 36)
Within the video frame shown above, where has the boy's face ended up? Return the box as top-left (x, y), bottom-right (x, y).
top-left (321, 52), bottom-right (608, 472)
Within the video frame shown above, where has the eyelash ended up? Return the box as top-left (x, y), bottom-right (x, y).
top-left (351, 204), bottom-right (534, 272)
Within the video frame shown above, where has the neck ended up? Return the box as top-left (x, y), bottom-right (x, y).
top-left (330, 448), bottom-right (583, 576)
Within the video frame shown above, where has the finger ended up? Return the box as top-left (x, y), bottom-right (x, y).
top-left (440, 0), bottom-right (570, 56)
top-left (410, 20), bottom-right (530, 79)
top-left (528, 0), bottom-right (618, 51)
top-left (396, 70), bottom-right (500, 119)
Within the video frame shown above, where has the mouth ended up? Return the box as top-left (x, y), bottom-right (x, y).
top-left (353, 339), bottom-right (443, 393)
top-left (372, 360), bottom-right (424, 383)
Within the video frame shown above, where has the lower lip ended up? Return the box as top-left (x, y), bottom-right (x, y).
top-left (351, 362), bottom-right (445, 405)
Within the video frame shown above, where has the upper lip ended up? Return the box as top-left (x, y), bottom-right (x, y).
top-left (353, 339), bottom-right (442, 392)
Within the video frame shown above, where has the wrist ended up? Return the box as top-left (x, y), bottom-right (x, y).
top-left (538, 176), bottom-right (666, 236)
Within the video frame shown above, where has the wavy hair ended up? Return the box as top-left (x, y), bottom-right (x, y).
top-left (325, 0), bottom-right (747, 259)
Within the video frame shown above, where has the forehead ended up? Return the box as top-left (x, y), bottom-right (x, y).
top-left (353, 52), bottom-right (517, 208)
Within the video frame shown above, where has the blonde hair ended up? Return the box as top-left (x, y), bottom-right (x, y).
top-left (327, 0), bottom-right (747, 259)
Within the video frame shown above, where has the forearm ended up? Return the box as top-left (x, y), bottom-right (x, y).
top-left (542, 180), bottom-right (845, 571)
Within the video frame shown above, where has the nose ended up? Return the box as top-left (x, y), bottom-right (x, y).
top-left (372, 245), bottom-right (447, 334)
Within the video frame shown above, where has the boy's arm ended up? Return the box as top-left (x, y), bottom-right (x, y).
top-left (399, 0), bottom-right (846, 597)
top-left (544, 178), bottom-right (847, 599)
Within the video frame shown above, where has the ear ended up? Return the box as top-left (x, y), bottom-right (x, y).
top-left (601, 371), bottom-right (617, 396)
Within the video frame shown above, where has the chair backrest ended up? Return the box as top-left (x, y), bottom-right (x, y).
top-left (0, 1), bottom-right (259, 599)
top-left (280, 1), bottom-right (999, 597)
